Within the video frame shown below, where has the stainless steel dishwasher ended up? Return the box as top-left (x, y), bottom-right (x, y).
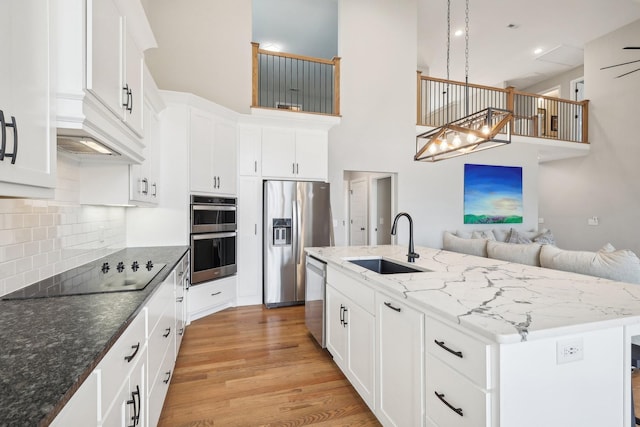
top-left (305, 255), bottom-right (327, 348)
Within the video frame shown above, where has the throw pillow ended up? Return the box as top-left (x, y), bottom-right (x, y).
top-left (492, 228), bottom-right (510, 242)
top-left (471, 230), bottom-right (497, 241)
top-left (443, 231), bottom-right (488, 257)
top-left (539, 245), bottom-right (640, 284)
top-left (507, 228), bottom-right (533, 244)
top-left (455, 229), bottom-right (473, 239)
top-left (533, 229), bottom-right (556, 245)
top-left (487, 240), bottom-right (542, 266)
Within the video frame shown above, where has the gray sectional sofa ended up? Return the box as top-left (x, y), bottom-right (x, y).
top-left (443, 228), bottom-right (640, 285)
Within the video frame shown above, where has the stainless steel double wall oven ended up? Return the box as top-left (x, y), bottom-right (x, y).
top-left (190, 195), bottom-right (237, 285)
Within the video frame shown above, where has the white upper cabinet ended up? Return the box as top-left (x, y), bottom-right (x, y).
top-left (238, 125), bottom-right (262, 176)
top-left (55, 0), bottom-right (156, 162)
top-left (0, 0), bottom-right (55, 198)
top-left (261, 127), bottom-right (328, 181)
top-left (86, 0), bottom-right (122, 118)
top-left (190, 108), bottom-right (237, 196)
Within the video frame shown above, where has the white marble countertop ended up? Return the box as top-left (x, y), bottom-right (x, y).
top-left (306, 245), bottom-right (640, 344)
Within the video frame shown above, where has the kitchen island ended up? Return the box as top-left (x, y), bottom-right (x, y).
top-left (0, 246), bottom-right (188, 427)
top-left (307, 244), bottom-right (640, 427)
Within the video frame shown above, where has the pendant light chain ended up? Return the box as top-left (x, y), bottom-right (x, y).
top-left (446, 0), bottom-right (451, 125)
top-left (464, 0), bottom-right (470, 116)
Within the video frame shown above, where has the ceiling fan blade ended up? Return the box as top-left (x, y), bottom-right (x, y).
top-left (601, 58), bottom-right (640, 70)
top-left (623, 47), bottom-right (640, 49)
top-left (617, 67), bottom-right (640, 78)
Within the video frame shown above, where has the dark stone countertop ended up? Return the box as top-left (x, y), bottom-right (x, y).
top-left (0, 246), bottom-right (189, 427)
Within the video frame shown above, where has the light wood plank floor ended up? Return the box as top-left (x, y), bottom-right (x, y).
top-left (158, 304), bottom-right (380, 427)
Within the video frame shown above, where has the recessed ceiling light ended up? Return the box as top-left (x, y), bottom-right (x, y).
top-left (534, 48), bottom-right (543, 55)
top-left (454, 29), bottom-right (463, 37)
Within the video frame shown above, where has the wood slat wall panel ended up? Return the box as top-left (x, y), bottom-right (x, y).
top-left (159, 305), bottom-right (380, 427)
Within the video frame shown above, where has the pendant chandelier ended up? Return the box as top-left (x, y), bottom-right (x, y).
top-left (415, 0), bottom-right (513, 162)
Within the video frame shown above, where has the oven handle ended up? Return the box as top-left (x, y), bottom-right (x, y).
top-left (191, 232), bottom-right (237, 240)
top-left (192, 205), bottom-right (236, 211)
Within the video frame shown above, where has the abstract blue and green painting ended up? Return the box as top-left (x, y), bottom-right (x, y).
top-left (463, 164), bottom-right (523, 224)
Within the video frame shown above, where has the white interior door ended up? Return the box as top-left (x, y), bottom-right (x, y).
top-left (349, 179), bottom-right (368, 246)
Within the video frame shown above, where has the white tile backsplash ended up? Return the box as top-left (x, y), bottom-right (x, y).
top-left (0, 157), bottom-right (126, 296)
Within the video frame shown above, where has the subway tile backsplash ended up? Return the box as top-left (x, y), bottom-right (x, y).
top-left (0, 157), bottom-right (126, 296)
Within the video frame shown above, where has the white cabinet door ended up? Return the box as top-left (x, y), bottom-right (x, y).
top-left (294, 129), bottom-right (328, 181)
top-left (238, 125), bottom-right (261, 176)
top-left (261, 127), bottom-right (296, 178)
top-left (347, 300), bottom-right (375, 408)
top-left (237, 177), bottom-right (262, 305)
top-left (130, 97), bottom-right (160, 204)
top-left (326, 285), bottom-right (348, 368)
top-left (190, 109), bottom-right (237, 195)
top-left (377, 293), bottom-right (425, 427)
top-left (50, 372), bottom-right (99, 426)
top-left (87, 0), bottom-right (123, 116)
top-left (122, 25), bottom-right (144, 136)
top-left (189, 109), bottom-right (216, 194)
top-left (213, 121), bottom-right (237, 195)
top-left (0, 0), bottom-right (55, 196)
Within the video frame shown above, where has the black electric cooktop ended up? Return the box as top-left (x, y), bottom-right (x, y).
top-left (2, 256), bottom-right (166, 300)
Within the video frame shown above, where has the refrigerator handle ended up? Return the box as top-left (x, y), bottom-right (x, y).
top-left (293, 200), bottom-right (301, 265)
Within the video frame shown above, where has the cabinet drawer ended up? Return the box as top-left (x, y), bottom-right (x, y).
top-left (96, 310), bottom-right (146, 416)
top-left (327, 267), bottom-right (375, 314)
top-left (426, 316), bottom-right (492, 389)
top-left (148, 277), bottom-right (175, 333)
top-left (188, 277), bottom-right (235, 315)
top-left (426, 354), bottom-right (490, 427)
top-left (148, 306), bottom-right (174, 388)
top-left (148, 344), bottom-right (174, 427)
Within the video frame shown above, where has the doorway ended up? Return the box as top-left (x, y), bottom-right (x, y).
top-left (345, 171), bottom-right (395, 246)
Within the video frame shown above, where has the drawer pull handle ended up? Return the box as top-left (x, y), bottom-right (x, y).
top-left (435, 391), bottom-right (463, 417)
top-left (163, 370), bottom-right (172, 384)
top-left (434, 340), bottom-right (463, 358)
top-left (179, 327), bottom-right (184, 336)
top-left (384, 301), bottom-right (401, 312)
top-left (163, 327), bottom-right (171, 338)
top-left (176, 296), bottom-right (184, 302)
top-left (211, 291), bottom-right (222, 296)
top-left (124, 342), bottom-right (140, 363)
top-left (126, 384), bottom-right (141, 426)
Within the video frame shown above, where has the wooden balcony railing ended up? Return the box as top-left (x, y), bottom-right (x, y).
top-left (417, 72), bottom-right (589, 144)
top-left (251, 42), bottom-right (341, 116)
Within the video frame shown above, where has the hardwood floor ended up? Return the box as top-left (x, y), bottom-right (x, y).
top-left (158, 304), bottom-right (380, 427)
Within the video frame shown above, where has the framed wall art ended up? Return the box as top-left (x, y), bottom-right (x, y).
top-left (463, 164), bottom-right (523, 224)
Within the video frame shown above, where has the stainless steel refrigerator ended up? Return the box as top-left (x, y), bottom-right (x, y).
top-left (263, 180), bottom-right (332, 308)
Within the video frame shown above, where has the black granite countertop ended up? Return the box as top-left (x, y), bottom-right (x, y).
top-left (0, 246), bottom-right (189, 427)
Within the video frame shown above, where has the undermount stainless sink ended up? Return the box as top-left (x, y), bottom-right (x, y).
top-left (348, 258), bottom-right (426, 274)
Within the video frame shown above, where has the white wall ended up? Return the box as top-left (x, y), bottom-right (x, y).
top-left (328, 0), bottom-right (541, 248)
top-left (538, 19), bottom-right (640, 254)
top-left (0, 157), bottom-right (126, 296)
top-left (522, 66), bottom-right (584, 99)
top-left (141, 0), bottom-right (252, 114)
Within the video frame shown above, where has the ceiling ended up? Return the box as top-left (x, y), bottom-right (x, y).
top-left (252, 0), bottom-right (640, 89)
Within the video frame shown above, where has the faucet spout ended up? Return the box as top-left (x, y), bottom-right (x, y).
top-left (390, 212), bottom-right (420, 263)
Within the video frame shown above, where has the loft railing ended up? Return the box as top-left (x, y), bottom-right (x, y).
top-left (251, 42), bottom-right (341, 116)
top-left (416, 72), bottom-right (589, 144)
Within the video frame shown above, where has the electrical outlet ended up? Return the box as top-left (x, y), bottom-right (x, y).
top-left (587, 216), bottom-right (599, 226)
top-left (538, 217), bottom-right (544, 224)
top-left (557, 338), bottom-right (584, 364)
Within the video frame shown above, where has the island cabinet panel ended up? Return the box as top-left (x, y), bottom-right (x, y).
top-left (498, 327), bottom-right (625, 427)
top-left (376, 292), bottom-right (424, 427)
top-left (50, 372), bottom-right (99, 426)
top-left (325, 267), bottom-right (375, 410)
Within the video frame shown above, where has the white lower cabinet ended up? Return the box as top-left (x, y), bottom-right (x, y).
top-left (376, 292), bottom-right (425, 427)
top-left (50, 372), bottom-right (99, 426)
top-left (51, 253), bottom-right (189, 426)
top-left (326, 267), bottom-right (375, 410)
top-left (188, 275), bottom-right (237, 322)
